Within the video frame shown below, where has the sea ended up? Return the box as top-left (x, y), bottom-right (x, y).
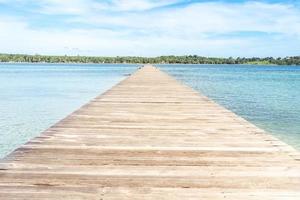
top-left (0, 63), bottom-right (299, 158)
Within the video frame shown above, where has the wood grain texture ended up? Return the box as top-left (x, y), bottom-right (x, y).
top-left (0, 65), bottom-right (299, 199)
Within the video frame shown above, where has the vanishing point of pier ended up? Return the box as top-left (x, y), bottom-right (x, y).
top-left (0, 65), bottom-right (300, 199)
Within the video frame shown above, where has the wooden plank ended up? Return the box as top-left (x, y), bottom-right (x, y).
top-left (0, 65), bottom-right (299, 199)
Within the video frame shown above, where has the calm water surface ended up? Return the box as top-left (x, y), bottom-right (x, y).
top-left (1, 64), bottom-right (300, 158)
top-left (0, 63), bottom-right (139, 158)
top-left (159, 64), bottom-right (300, 149)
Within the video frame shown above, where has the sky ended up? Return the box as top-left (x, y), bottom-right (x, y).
top-left (0, 0), bottom-right (299, 57)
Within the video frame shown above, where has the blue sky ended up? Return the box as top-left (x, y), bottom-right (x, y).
top-left (0, 0), bottom-right (299, 57)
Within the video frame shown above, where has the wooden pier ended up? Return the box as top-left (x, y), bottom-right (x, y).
top-left (0, 65), bottom-right (300, 199)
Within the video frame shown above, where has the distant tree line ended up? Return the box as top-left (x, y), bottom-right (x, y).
top-left (0, 54), bottom-right (299, 65)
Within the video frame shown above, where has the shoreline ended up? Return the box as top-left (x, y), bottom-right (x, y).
top-left (0, 61), bottom-right (294, 66)
top-left (1, 54), bottom-right (299, 66)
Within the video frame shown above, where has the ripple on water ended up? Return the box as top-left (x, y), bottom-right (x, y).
top-left (0, 63), bottom-right (139, 158)
top-left (159, 64), bottom-right (300, 150)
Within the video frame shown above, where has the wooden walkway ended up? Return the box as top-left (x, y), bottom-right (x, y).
top-left (0, 65), bottom-right (300, 199)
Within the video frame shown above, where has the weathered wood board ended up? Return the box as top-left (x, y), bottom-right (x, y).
top-left (0, 65), bottom-right (299, 199)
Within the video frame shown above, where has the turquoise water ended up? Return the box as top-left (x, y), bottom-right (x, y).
top-left (0, 64), bottom-right (300, 159)
top-left (159, 64), bottom-right (300, 149)
top-left (0, 63), bottom-right (139, 158)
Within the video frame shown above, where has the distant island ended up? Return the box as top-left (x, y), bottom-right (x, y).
top-left (0, 53), bottom-right (299, 65)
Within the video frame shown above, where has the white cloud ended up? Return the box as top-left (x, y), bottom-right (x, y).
top-left (0, 1), bottom-right (299, 57)
top-left (109, 0), bottom-right (177, 11)
top-left (36, 0), bottom-right (179, 15)
top-left (37, 0), bottom-right (94, 15)
top-left (65, 1), bottom-right (300, 37)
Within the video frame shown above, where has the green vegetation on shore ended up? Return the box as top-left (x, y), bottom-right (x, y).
top-left (0, 53), bottom-right (300, 65)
